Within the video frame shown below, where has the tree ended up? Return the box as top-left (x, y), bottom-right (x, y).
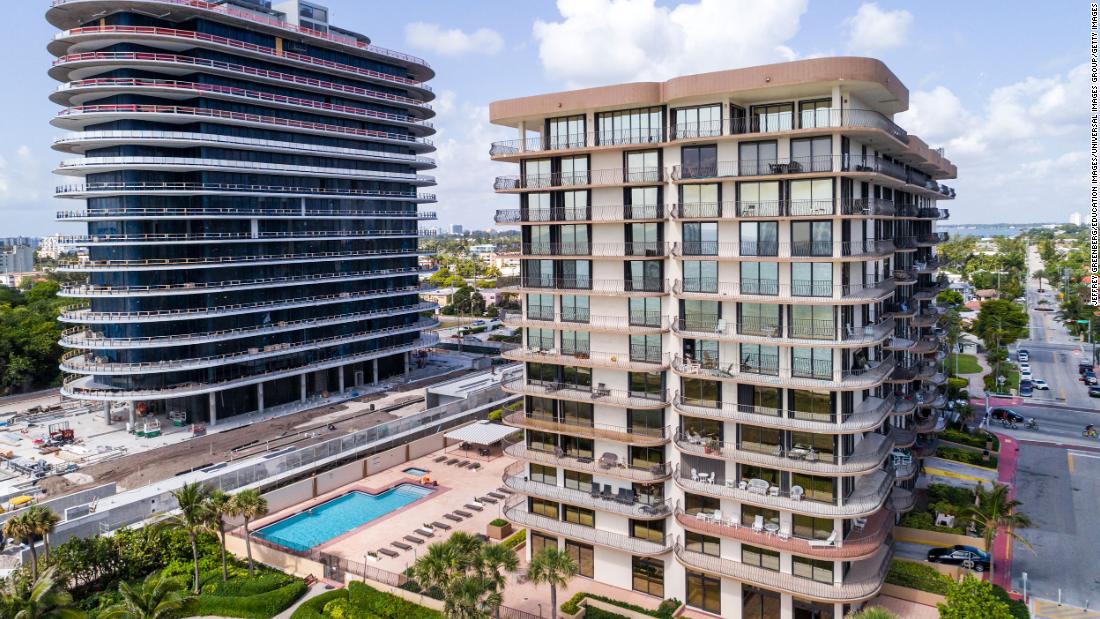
top-left (937, 574), bottom-right (1014, 619)
top-left (848, 608), bottom-right (898, 619)
top-left (961, 483), bottom-right (1032, 583)
top-left (4, 513), bottom-right (39, 578)
top-left (229, 489), bottom-right (268, 577)
top-left (443, 286), bottom-right (486, 317)
top-left (936, 289), bottom-right (965, 308)
top-left (411, 532), bottom-right (519, 619)
top-left (1031, 268), bottom-right (1047, 291)
top-left (0, 566), bottom-right (84, 619)
top-left (163, 482), bottom-right (212, 595)
top-left (25, 507), bottom-right (60, 564)
top-left (99, 572), bottom-right (193, 619)
top-left (526, 547), bottom-right (577, 619)
top-left (973, 299), bottom-right (1029, 351)
top-left (205, 490), bottom-right (233, 582)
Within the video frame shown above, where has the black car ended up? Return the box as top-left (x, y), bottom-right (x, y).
top-left (1084, 372), bottom-right (1099, 386)
top-left (927, 545), bottom-right (991, 572)
top-left (1090, 386), bottom-right (1100, 398)
top-left (989, 408), bottom-right (1024, 423)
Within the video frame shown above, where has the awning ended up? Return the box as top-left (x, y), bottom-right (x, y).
top-left (445, 421), bottom-right (517, 446)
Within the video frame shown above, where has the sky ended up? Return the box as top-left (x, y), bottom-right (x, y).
top-left (1, 0), bottom-right (1089, 235)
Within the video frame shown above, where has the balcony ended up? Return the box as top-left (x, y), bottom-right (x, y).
top-left (521, 242), bottom-right (669, 258)
top-left (672, 353), bottom-right (896, 392)
top-left (59, 270), bottom-right (430, 298)
top-left (891, 397), bottom-right (917, 416)
top-left (56, 182), bottom-right (436, 202)
top-left (673, 278), bottom-right (895, 305)
top-left (675, 506), bottom-right (893, 561)
top-left (493, 167), bottom-right (661, 191)
top-left (671, 240), bottom-right (893, 261)
top-left (55, 205), bottom-right (436, 221)
top-left (669, 198), bottom-right (896, 219)
top-left (673, 394), bottom-right (893, 434)
top-left (671, 155), bottom-right (840, 181)
top-left (502, 462), bottom-right (670, 520)
top-left (501, 378), bottom-right (668, 410)
top-left (917, 233), bottom-right (949, 246)
top-left (500, 310), bottom-right (669, 334)
top-left (893, 451), bottom-right (918, 479)
top-left (673, 544), bottom-right (890, 603)
top-left (672, 317), bottom-right (894, 348)
top-left (502, 411), bottom-right (670, 446)
top-left (502, 347), bottom-right (668, 372)
top-left (494, 204), bottom-right (662, 224)
top-left (892, 427), bottom-right (917, 449)
top-left (673, 431), bottom-right (892, 476)
top-left (503, 439), bottom-right (672, 483)
top-left (496, 277), bottom-right (667, 296)
top-left (911, 310), bottom-right (940, 328)
top-left (891, 487), bottom-right (916, 513)
top-left (673, 466), bottom-right (894, 518)
top-left (503, 495), bottom-right (672, 557)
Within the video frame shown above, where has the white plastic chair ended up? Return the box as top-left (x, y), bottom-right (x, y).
top-left (777, 527), bottom-right (791, 540)
top-left (852, 517), bottom-right (867, 531)
top-left (790, 485), bottom-right (804, 501)
top-left (707, 472), bottom-right (716, 484)
top-left (691, 468), bottom-right (699, 481)
top-left (712, 510), bottom-right (723, 524)
top-left (808, 531), bottom-right (838, 548)
top-left (752, 515), bottom-right (764, 533)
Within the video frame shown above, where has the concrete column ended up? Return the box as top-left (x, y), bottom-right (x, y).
top-left (257, 382), bottom-right (265, 414)
top-left (518, 121), bottom-right (526, 152)
top-left (103, 402), bottom-right (111, 424)
top-left (128, 401), bottom-right (135, 426)
top-left (405, 352), bottom-right (411, 376)
top-left (208, 392), bottom-right (217, 426)
top-left (338, 369), bottom-right (345, 393)
top-left (300, 374), bottom-right (307, 402)
top-left (371, 359), bottom-right (379, 385)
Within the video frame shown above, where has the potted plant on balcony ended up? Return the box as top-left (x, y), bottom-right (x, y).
top-left (705, 437), bottom-right (720, 455)
top-left (488, 518), bottom-right (513, 540)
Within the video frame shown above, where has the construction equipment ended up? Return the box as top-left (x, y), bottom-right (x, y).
top-left (47, 422), bottom-right (75, 446)
top-left (137, 419), bottom-right (161, 438)
top-left (168, 410), bottom-right (188, 427)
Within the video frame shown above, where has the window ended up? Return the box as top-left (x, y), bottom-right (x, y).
top-left (630, 334), bottom-right (662, 363)
top-left (559, 224), bottom-right (590, 255)
top-left (739, 303), bottom-right (780, 336)
top-left (562, 365), bottom-right (591, 389)
top-left (793, 598), bottom-right (835, 619)
top-left (793, 556), bottom-right (834, 584)
top-left (740, 425), bottom-right (782, 455)
top-left (560, 260), bottom-right (591, 289)
top-left (561, 435), bottom-right (594, 459)
top-left (548, 115), bottom-right (585, 149)
top-left (683, 222), bottom-right (718, 255)
top-left (791, 221), bottom-right (833, 256)
top-left (684, 492), bottom-right (719, 515)
top-left (563, 505), bottom-right (595, 526)
top-left (685, 571), bottom-right (720, 614)
top-left (629, 297), bottom-right (662, 327)
top-left (738, 181), bottom-right (781, 217)
top-left (527, 294), bottom-right (554, 321)
top-left (626, 222), bottom-right (661, 256)
top-left (743, 587), bottom-right (781, 619)
top-left (524, 259), bottom-right (554, 287)
top-left (739, 385), bottom-right (781, 414)
top-left (561, 400), bottom-right (593, 427)
top-left (790, 431), bottom-right (836, 462)
top-left (792, 262), bottom-right (833, 297)
top-left (625, 150), bottom-right (660, 182)
top-left (628, 409), bottom-right (665, 438)
top-left (681, 299), bottom-right (719, 331)
top-left (681, 145), bottom-right (718, 179)
top-left (560, 156), bottom-right (589, 186)
top-left (740, 504), bottom-right (780, 529)
top-left (529, 497), bottom-right (559, 518)
top-left (799, 99), bottom-right (832, 129)
top-left (597, 107), bottom-right (662, 145)
top-left (680, 416), bottom-right (722, 442)
top-left (632, 557), bottom-right (665, 597)
top-left (527, 225), bottom-right (551, 255)
top-left (631, 519), bottom-right (665, 543)
top-left (629, 372), bottom-right (664, 399)
top-left (525, 192), bottom-right (552, 221)
top-left (627, 187), bottom-right (659, 219)
top-left (791, 473), bottom-right (836, 503)
top-left (750, 103), bottom-right (793, 133)
top-left (531, 532), bottom-right (557, 556)
top-left (793, 514), bottom-right (835, 541)
top-left (527, 363), bottom-right (557, 385)
top-left (790, 305), bottom-right (834, 339)
top-left (741, 343), bottom-right (779, 375)
top-left (682, 261), bottom-right (718, 293)
top-left (682, 338), bottom-right (719, 369)
top-left (681, 377), bottom-right (720, 407)
top-left (685, 531), bottom-right (720, 556)
top-left (524, 159), bottom-right (551, 188)
top-left (527, 396), bottom-right (556, 422)
top-left (626, 260), bottom-right (663, 292)
top-left (530, 464), bottom-right (557, 485)
top-left (560, 330), bottom-right (590, 357)
top-left (680, 183), bottom-right (719, 218)
top-left (561, 295), bottom-right (589, 323)
top-left (739, 221), bottom-right (778, 256)
top-left (740, 262), bottom-right (779, 295)
top-left (739, 141), bottom-right (778, 176)
top-left (563, 469), bottom-right (592, 491)
top-left (742, 544), bottom-right (780, 571)
top-left (562, 190), bottom-right (589, 220)
top-left (789, 390), bottom-right (834, 422)
top-left (674, 104), bottom-right (721, 138)
top-left (792, 348), bottom-right (833, 379)
top-left (630, 445), bottom-right (665, 471)
top-left (527, 328), bottom-right (554, 351)
top-left (565, 540), bottom-right (594, 578)
top-left (526, 430), bottom-right (556, 453)
top-left (789, 178), bottom-right (834, 216)
top-left (791, 137), bottom-right (833, 172)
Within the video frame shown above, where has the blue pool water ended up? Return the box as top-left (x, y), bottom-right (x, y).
top-left (256, 483), bottom-right (433, 551)
top-left (403, 467), bottom-right (429, 476)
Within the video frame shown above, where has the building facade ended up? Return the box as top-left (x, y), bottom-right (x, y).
top-left (47, 0), bottom-right (438, 424)
top-left (491, 58), bottom-right (954, 618)
top-left (0, 245), bottom-right (35, 274)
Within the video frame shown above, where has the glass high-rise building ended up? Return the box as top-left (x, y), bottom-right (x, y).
top-left (47, 0), bottom-right (438, 424)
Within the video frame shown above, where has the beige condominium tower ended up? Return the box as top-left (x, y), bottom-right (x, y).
top-left (491, 57), bottom-right (954, 618)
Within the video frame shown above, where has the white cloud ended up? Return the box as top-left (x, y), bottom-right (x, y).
top-left (533, 0), bottom-right (807, 88)
top-left (0, 145), bottom-right (43, 206)
top-left (404, 22), bottom-right (504, 57)
top-left (844, 3), bottom-right (912, 53)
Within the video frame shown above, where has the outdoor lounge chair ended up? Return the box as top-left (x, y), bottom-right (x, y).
top-left (589, 482), bottom-right (601, 498)
top-left (454, 509), bottom-right (473, 518)
top-left (445, 458), bottom-right (459, 465)
top-left (415, 527), bottom-right (434, 537)
top-left (391, 541), bottom-right (413, 551)
top-left (752, 515), bottom-right (764, 533)
top-left (601, 484), bottom-right (613, 499)
top-left (379, 548), bottom-right (399, 558)
top-left (807, 531), bottom-right (838, 548)
top-left (465, 503), bottom-right (484, 512)
top-left (615, 488), bottom-right (630, 504)
top-left (403, 535), bottom-right (425, 545)
top-left (443, 513), bottom-right (463, 522)
top-left (457, 461), bottom-right (471, 468)
top-left (488, 491), bottom-right (506, 500)
top-left (434, 456), bottom-right (447, 463)
top-left (432, 521), bottom-right (452, 531)
top-left (478, 496), bottom-right (498, 504)
top-left (498, 486), bottom-right (514, 494)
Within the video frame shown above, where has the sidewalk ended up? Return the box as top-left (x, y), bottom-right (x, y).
top-left (991, 432), bottom-right (1021, 591)
top-left (273, 582), bottom-right (335, 619)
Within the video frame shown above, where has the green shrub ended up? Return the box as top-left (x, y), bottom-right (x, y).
top-left (560, 592), bottom-right (585, 615)
top-left (201, 570), bottom-right (295, 596)
top-left (501, 528), bottom-right (526, 550)
top-left (583, 607), bottom-right (630, 619)
top-left (885, 560), bottom-right (952, 595)
top-left (347, 581), bottom-right (441, 619)
top-left (290, 589), bottom-right (348, 619)
top-left (991, 581), bottom-right (1030, 619)
top-left (941, 428), bottom-right (998, 451)
top-left (559, 592), bottom-right (679, 619)
top-left (486, 408), bottom-right (503, 422)
top-left (489, 518), bottom-right (509, 527)
top-left (898, 510), bottom-right (966, 535)
top-left (937, 445), bottom-right (998, 469)
top-left (192, 580), bottom-right (308, 619)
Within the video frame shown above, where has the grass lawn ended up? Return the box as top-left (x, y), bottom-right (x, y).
top-left (946, 353), bottom-right (982, 375)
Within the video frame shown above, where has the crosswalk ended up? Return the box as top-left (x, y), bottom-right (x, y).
top-left (1034, 599), bottom-right (1100, 619)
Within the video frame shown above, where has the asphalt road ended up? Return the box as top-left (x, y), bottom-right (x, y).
top-left (1010, 442), bottom-right (1100, 607)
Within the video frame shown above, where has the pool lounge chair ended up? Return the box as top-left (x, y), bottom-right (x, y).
top-left (457, 461), bottom-right (471, 468)
top-left (378, 548), bottom-right (399, 558)
top-left (454, 509), bottom-right (473, 518)
top-left (431, 521), bottom-right (452, 530)
top-left (445, 458), bottom-right (459, 465)
top-left (465, 502), bottom-right (484, 511)
top-left (403, 535), bottom-right (425, 545)
top-left (434, 456), bottom-right (447, 463)
top-left (391, 541), bottom-right (413, 551)
top-left (415, 527), bottom-right (434, 537)
top-left (478, 496), bottom-right (498, 504)
top-left (443, 513), bottom-right (463, 522)
top-left (498, 486), bottom-right (514, 494)
top-left (488, 491), bottom-right (506, 500)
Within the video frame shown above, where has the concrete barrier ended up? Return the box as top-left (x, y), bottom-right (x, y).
top-left (881, 583), bottom-right (947, 606)
top-left (316, 460), bottom-right (362, 495)
top-left (894, 526), bottom-right (988, 551)
top-left (342, 572), bottom-right (445, 611)
top-left (365, 444), bottom-right (406, 476)
top-left (226, 533), bottom-right (324, 580)
top-left (408, 434), bottom-right (444, 460)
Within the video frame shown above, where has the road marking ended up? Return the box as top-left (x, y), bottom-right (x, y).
top-left (1069, 452), bottom-right (1075, 473)
top-left (1034, 599), bottom-right (1100, 619)
top-left (924, 466), bottom-right (992, 483)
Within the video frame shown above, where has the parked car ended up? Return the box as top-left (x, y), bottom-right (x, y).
top-left (927, 545), bottom-right (991, 572)
top-left (1088, 386), bottom-right (1100, 398)
top-left (1019, 362), bottom-right (1031, 373)
top-left (1031, 379), bottom-right (1049, 390)
top-left (989, 408), bottom-right (1024, 423)
top-left (1084, 372), bottom-right (1098, 386)
top-left (1017, 350), bottom-right (1029, 362)
top-left (1019, 381), bottom-right (1033, 397)
top-left (1080, 362), bottom-right (1096, 376)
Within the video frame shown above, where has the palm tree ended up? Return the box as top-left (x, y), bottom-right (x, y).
top-left (961, 482), bottom-right (1033, 581)
top-left (25, 507), bottom-right (60, 564)
top-left (4, 513), bottom-right (38, 578)
top-left (1032, 268), bottom-right (1046, 291)
top-left (411, 532), bottom-right (518, 619)
top-left (99, 572), bottom-right (193, 619)
top-left (0, 566), bottom-right (84, 619)
top-left (229, 489), bottom-right (268, 577)
top-left (163, 482), bottom-right (213, 595)
top-left (205, 490), bottom-right (233, 582)
top-left (526, 547), bottom-right (577, 619)
top-left (474, 540), bottom-right (518, 619)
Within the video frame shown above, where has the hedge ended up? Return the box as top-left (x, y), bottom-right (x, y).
top-left (489, 518), bottom-right (509, 527)
top-left (936, 445), bottom-right (998, 469)
top-left (941, 428), bottom-right (998, 451)
top-left (583, 607), bottom-right (631, 619)
top-left (560, 592), bottom-right (680, 619)
top-left (290, 589), bottom-right (349, 619)
top-left (501, 528), bottom-right (526, 550)
top-left (191, 580), bottom-right (308, 619)
top-left (885, 560), bottom-right (952, 595)
top-left (347, 581), bottom-right (441, 619)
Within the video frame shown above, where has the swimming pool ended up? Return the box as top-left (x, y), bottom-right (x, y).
top-left (255, 483), bottom-right (433, 552)
top-left (403, 466), bottom-right (429, 476)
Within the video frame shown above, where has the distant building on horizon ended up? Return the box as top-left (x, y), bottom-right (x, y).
top-left (0, 245), bottom-right (34, 274)
top-left (1070, 211), bottom-right (1083, 226)
top-left (450, 224), bottom-right (465, 235)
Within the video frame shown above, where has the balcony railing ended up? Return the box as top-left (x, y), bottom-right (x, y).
top-left (494, 204), bottom-right (661, 224)
top-left (56, 205), bottom-right (435, 220)
top-left (56, 182), bottom-right (435, 201)
top-left (673, 278), bottom-right (895, 302)
top-left (672, 240), bottom-right (893, 260)
top-left (500, 310), bottom-right (669, 332)
top-left (497, 277), bottom-right (667, 295)
top-left (673, 394), bottom-right (893, 434)
top-left (501, 377), bottom-right (668, 410)
top-left (58, 228), bottom-right (428, 245)
top-left (503, 348), bottom-right (668, 372)
top-left (521, 242), bottom-right (669, 258)
top-left (494, 167), bottom-right (661, 190)
top-left (60, 269), bottom-right (429, 297)
top-left (673, 316), bottom-right (893, 346)
top-left (673, 431), bottom-right (893, 476)
top-left (503, 438), bottom-right (671, 482)
top-left (502, 462), bottom-right (671, 519)
top-left (502, 495), bottom-right (671, 556)
top-left (672, 353), bottom-right (896, 391)
top-left (671, 155), bottom-right (840, 180)
top-left (670, 198), bottom-right (897, 220)
top-left (502, 411), bottom-right (671, 445)
top-left (58, 247), bottom-right (421, 270)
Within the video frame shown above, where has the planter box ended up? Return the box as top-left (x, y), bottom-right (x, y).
top-left (488, 522), bottom-right (513, 540)
top-left (881, 583), bottom-right (947, 607)
top-left (895, 526), bottom-right (988, 551)
top-left (559, 607), bottom-right (584, 619)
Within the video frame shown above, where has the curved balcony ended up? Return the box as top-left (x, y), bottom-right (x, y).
top-left (891, 397), bottom-right (917, 416)
top-left (673, 543), bottom-right (890, 603)
top-left (61, 302), bottom-right (435, 350)
top-left (58, 229), bottom-right (428, 247)
top-left (494, 204), bottom-right (662, 224)
top-left (892, 427), bottom-right (917, 449)
top-left (891, 488), bottom-right (916, 513)
top-left (47, 1), bottom-right (433, 78)
top-left (48, 52), bottom-right (433, 113)
top-left (57, 206), bottom-right (435, 221)
top-left (914, 414), bottom-right (946, 435)
top-left (911, 310), bottom-right (940, 328)
top-left (502, 411), bottom-right (670, 447)
top-left (60, 269), bottom-right (429, 298)
top-left (61, 318), bottom-right (437, 375)
top-left (503, 348), bottom-right (669, 372)
top-left (884, 337), bottom-right (916, 352)
top-left (672, 278), bottom-right (895, 305)
top-left (673, 466), bottom-right (894, 518)
top-left (502, 495), bottom-right (671, 557)
top-left (501, 378), bottom-right (669, 411)
top-left (50, 25), bottom-right (433, 93)
top-left (496, 277), bottom-right (667, 297)
top-left (58, 247), bottom-right (422, 272)
top-left (917, 233), bottom-right (949, 246)
top-left (669, 198), bottom-right (897, 220)
top-left (521, 242), bottom-right (670, 258)
top-left (675, 506), bottom-right (893, 561)
top-left (672, 394), bottom-right (893, 434)
top-left (502, 462), bottom-right (670, 520)
top-left (60, 285), bottom-right (425, 324)
top-left (54, 105), bottom-right (432, 151)
top-left (912, 439), bottom-right (938, 459)
top-left (673, 431), bottom-right (892, 477)
top-left (671, 240), bottom-right (894, 261)
top-left (57, 156), bottom-right (435, 185)
top-left (61, 334), bottom-right (437, 401)
top-left (671, 354), bottom-right (896, 392)
top-left (915, 389), bottom-right (948, 409)
top-left (893, 452), bottom-right (918, 480)
top-left (500, 310), bottom-right (669, 335)
top-left (503, 439), bottom-right (672, 483)
top-left (883, 302), bottom-right (917, 319)
top-left (56, 182), bottom-right (435, 202)
top-left (671, 317), bottom-right (893, 348)
top-left (494, 167), bottom-right (661, 191)
top-left (909, 337), bottom-right (942, 355)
